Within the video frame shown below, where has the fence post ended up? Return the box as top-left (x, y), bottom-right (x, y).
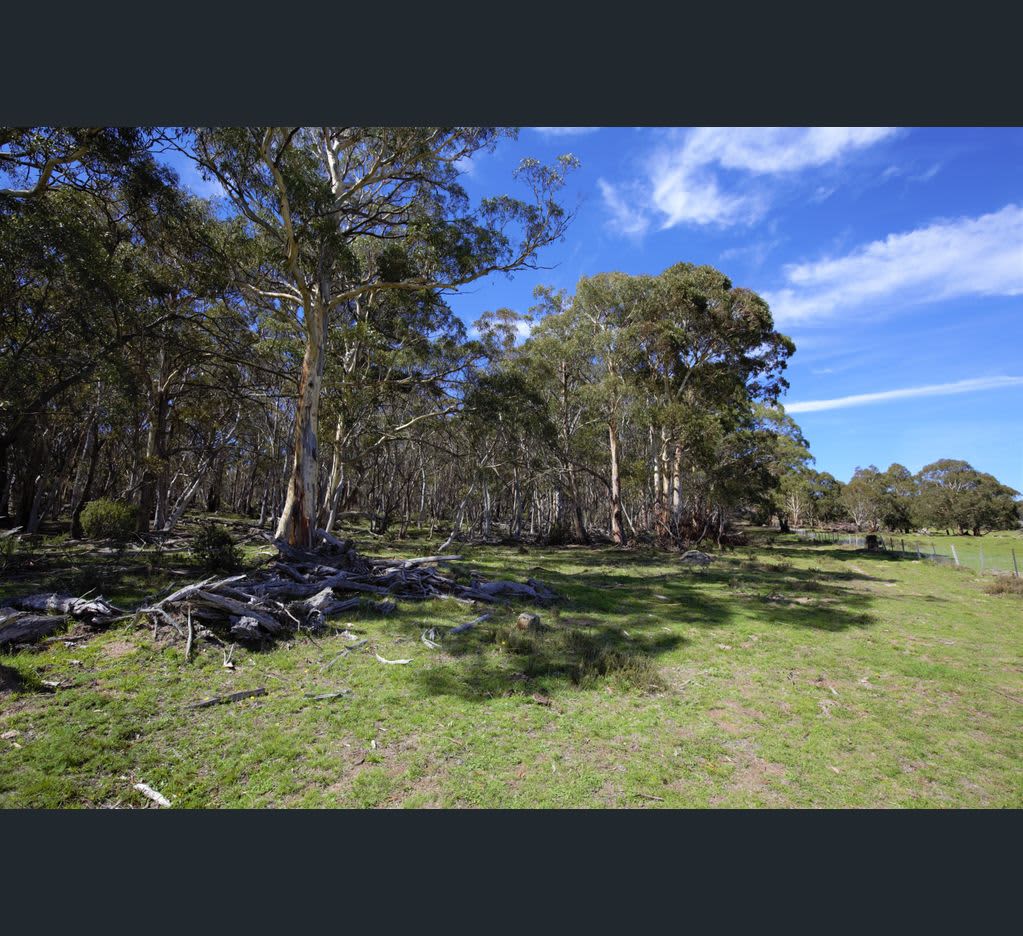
top-left (1013, 548), bottom-right (1019, 578)
top-left (979, 545), bottom-right (984, 574)
top-left (950, 543), bottom-right (959, 568)
top-left (916, 542), bottom-right (922, 559)
top-left (931, 543), bottom-right (937, 558)
top-left (901, 538), bottom-right (905, 553)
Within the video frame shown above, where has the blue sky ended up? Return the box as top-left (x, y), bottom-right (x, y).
top-left (165, 128), bottom-right (1023, 490)
top-left (445, 127), bottom-right (1023, 491)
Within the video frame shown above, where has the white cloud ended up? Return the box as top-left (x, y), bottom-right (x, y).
top-left (454, 154), bottom-right (477, 176)
top-left (601, 127), bottom-right (896, 234)
top-left (598, 178), bottom-right (651, 237)
top-left (650, 152), bottom-right (762, 228)
top-left (765, 204), bottom-right (1023, 324)
top-left (682, 127), bottom-right (896, 175)
top-left (532, 127), bottom-right (601, 137)
top-left (786, 376), bottom-right (1023, 413)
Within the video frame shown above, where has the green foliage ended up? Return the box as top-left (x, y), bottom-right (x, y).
top-left (915, 459), bottom-right (1020, 534)
top-left (192, 523), bottom-right (240, 570)
top-left (79, 499), bottom-right (138, 541)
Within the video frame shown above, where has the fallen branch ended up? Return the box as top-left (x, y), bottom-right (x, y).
top-left (449, 613), bottom-right (490, 635)
top-left (187, 687), bottom-right (267, 709)
top-left (134, 783), bottom-right (171, 807)
top-left (375, 653), bottom-right (412, 665)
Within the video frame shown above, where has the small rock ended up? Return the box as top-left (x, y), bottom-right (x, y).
top-left (516, 612), bottom-right (542, 632)
top-left (1, 729), bottom-right (20, 740)
top-left (680, 550), bottom-right (714, 565)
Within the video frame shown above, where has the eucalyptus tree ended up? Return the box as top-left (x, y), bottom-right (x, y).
top-left (915, 459), bottom-right (1019, 535)
top-left (841, 466), bottom-right (886, 532)
top-left (0, 127), bottom-right (161, 199)
top-left (518, 288), bottom-right (602, 542)
top-left (317, 286), bottom-right (476, 533)
top-left (0, 174), bottom-right (184, 525)
top-left (569, 272), bottom-right (649, 544)
top-left (632, 263), bottom-right (795, 544)
top-left (189, 127), bottom-right (576, 547)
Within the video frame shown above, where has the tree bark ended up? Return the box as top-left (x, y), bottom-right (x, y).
top-left (70, 426), bottom-right (103, 539)
top-left (276, 299), bottom-right (328, 548)
top-left (609, 417), bottom-right (625, 545)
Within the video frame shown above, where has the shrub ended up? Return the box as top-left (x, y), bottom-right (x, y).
top-left (984, 575), bottom-right (1023, 597)
top-left (79, 499), bottom-right (138, 541)
top-left (193, 522), bottom-right (240, 570)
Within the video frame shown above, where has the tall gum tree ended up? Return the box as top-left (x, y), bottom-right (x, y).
top-left (188, 128), bottom-right (576, 547)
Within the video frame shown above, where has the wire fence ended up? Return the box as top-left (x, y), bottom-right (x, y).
top-left (793, 529), bottom-right (1021, 578)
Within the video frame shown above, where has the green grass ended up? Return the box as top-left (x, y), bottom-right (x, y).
top-left (885, 530), bottom-right (1022, 574)
top-left (2, 534), bottom-right (1021, 808)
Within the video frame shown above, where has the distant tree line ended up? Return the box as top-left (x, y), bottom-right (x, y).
top-left (772, 459), bottom-right (1020, 536)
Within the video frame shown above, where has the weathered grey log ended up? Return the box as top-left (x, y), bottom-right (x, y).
top-left (463, 580), bottom-right (544, 600)
top-left (398, 555), bottom-right (463, 568)
top-left (229, 616), bottom-right (265, 640)
top-left (4, 593), bottom-right (121, 621)
top-left (0, 612), bottom-right (69, 646)
top-left (191, 591), bottom-right (282, 630)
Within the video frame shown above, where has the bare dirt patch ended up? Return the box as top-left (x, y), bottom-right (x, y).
top-left (721, 739), bottom-right (788, 802)
top-left (102, 640), bottom-right (139, 659)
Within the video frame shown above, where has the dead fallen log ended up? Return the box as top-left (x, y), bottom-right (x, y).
top-left (4, 593), bottom-right (123, 621)
top-left (0, 612), bottom-right (70, 646)
top-left (0, 591), bottom-right (126, 646)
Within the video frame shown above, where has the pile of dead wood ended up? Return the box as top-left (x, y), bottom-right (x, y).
top-left (0, 594), bottom-right (126, 647)
top-left (0, 531), bottom-right (556, 649)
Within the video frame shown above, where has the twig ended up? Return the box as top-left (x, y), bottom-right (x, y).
top-left (184, 608), bottom-right (193, 663)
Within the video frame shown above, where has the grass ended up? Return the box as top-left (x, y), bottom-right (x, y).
top-left (1, 529), bottom-right (1021, 808)
top-left (846, 529), bottom-right (1023, 574)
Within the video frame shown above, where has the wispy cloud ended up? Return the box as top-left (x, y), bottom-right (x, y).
top-left (910, 163), bottom-right (942, 183)
top-left (597, 178), bottom-right (650, 237)
top-left (681, 127), bottom-right (896, 174)
top-left (532, 127), bottom-right (601, 137)
top-left (601, 127), bottom-right (897, 235)
top-left (786, 376), bottom-right (1023, 413)
top-left (719, 236), bottom-right (785, 269)
top-left (765, 203), bottom-right (1023, 324)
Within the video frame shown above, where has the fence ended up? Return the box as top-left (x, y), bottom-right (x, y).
top-left (793, 529), bottom-right (1021, 577)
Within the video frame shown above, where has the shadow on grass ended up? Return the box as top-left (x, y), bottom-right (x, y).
top-left (404, 542), bottom-right (880, 702)
top-left (414, 622), bottom-right (684, 702)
